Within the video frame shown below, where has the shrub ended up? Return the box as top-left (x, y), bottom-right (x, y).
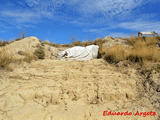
top-left (103, 45), bottom-right (127, 63)
top-left (102, 36), bottom-right (160, 64)
top-left (104, 55), bottom-right (118, 64)
top-left (71, 40), bottom-right (81, 46)
top-left (0, 41), bottom-right (9, 47)
top-left (34, 47), bottom-right (45, 59)
top-left (0, 48), bottom-right (13, 69)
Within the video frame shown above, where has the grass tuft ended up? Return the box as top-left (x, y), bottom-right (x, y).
top-left (103, 36), bottom-right (160, 64)
top-left (0, 48), bottom-right (13, 69)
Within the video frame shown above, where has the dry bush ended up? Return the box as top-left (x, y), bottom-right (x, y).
top-left (71, 40), bottom-right (81, 46)
top-left (34, 46), bottom-right (45, 59)
top-left (0, 41), bottom-right (9, 47)
top-left (0, 47), bottom-right (38, 70)
top-left (17, 50), bottom-right (38, 63)
top-left (61, 44), bottom-right (72, 47)
top-left (103, 45), bottom-right (128, 64)
top-left (103, 36), bottom-right (160, 64)
top-left (125, 35), bottom-right (159, 47)
top-left (0, 48), bottom-right (13, 69)
top-left (127, 46), bottom-right (160, 62)
top-left (79, 40), bottom-right (93, 47)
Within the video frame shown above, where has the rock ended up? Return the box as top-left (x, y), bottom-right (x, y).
top-left (103, 37), bottom-right (129, 48)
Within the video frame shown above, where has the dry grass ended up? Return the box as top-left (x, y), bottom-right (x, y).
top-left (103, 45), bottom-right (128, 63)
top-left (18, 36), bottom-right (160, 65)
top-left (125, 36), bottom-right (159, 47)
top-left (103, 36), bottom-right (160, 64)
top-left (0, 41), bottom-right (9, 47)
top-left (43, 38), bottom-right (105, 48)
top-left (23, 53), bottom-right (38, 63)
top-left (0, 48), bottom-right (38, 70)
top-left (0, 48), bottom-right (13, 69)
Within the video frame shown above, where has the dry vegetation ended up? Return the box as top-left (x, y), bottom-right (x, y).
top-left (102, 36), bottom-right (160, 64)
top-left (43, 36), bottom-right (160, 64)
top-left (0, 48), bottom-right (38, 70)
top-left (0, 36), bottom-right (160, 70)
top-left (22, 53), bottom-right (38, 63)
top-left (0, 41), bottom-right (9, 47)
top-left (0, 36), bottom-right (160, 120)
top-left (44, 38), bottom-right (105, 47)
top-left (0, 37), bottom-right (46, 70)
top-left (34, 46), bottom-right (45, 59)
top-left (0, 48), bottom-right (13, 69)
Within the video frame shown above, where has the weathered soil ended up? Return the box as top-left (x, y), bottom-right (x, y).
top-left (0, 37), bottom-right (159, 120)
top-left (0, 59), bottom-right (159, 120)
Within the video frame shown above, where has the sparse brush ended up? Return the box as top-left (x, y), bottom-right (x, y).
top-left (128, 47), bottom-right (160, 62)
top-left (0, 48), bottom-right (13, 69)
top-left (103, 36), bottom-right (160, 64)
top-left (78, 40), bottom-right (93, 47)
top-left (71, 40), bottom-right (81, 46)
top-left (103, 45), bottom-right (128, 64)
top-left (0, 41), bottom-right (9, 47)
top-left (125, 35), bottom-right (159, 47)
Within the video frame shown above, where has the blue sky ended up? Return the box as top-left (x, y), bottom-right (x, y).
top-left (0, 0), bottom-right (160, 44)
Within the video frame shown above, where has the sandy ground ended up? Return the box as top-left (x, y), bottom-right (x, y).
top-left (0, 59), bottom-right (158, 120)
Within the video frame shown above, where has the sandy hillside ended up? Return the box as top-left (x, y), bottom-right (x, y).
top-left (0, 37), bottom-right (159, 120)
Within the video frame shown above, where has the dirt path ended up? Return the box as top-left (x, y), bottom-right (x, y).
top-left (0, 59), bottom-right (158, 120)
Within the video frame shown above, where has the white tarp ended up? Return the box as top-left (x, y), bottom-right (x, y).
top-left (58, 45), bottom-right (99, 60)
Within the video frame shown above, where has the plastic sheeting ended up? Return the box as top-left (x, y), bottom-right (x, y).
top-left (59, 45), bottom-right (99, 60)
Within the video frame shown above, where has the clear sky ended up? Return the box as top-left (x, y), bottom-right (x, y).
top-left (0, 0), bottom-right (160, 44)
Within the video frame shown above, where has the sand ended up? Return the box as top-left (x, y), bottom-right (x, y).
top-left (0, 59), bottom-right (158, 120)
top-left (0, 37), bottom-right (159, 120)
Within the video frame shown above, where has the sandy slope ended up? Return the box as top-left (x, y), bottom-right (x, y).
top-left (0, 59), bottom-right (158, 120)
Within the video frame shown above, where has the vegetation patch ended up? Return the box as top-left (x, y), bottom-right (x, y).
top-left (0, 41), bottom-right (9, 47)
top-left (34, 46), bottom-right (45, 59)
top-left (102, 36), bottom-right (160, 64)
top-left (0, 48), bottom-right (13, 69)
